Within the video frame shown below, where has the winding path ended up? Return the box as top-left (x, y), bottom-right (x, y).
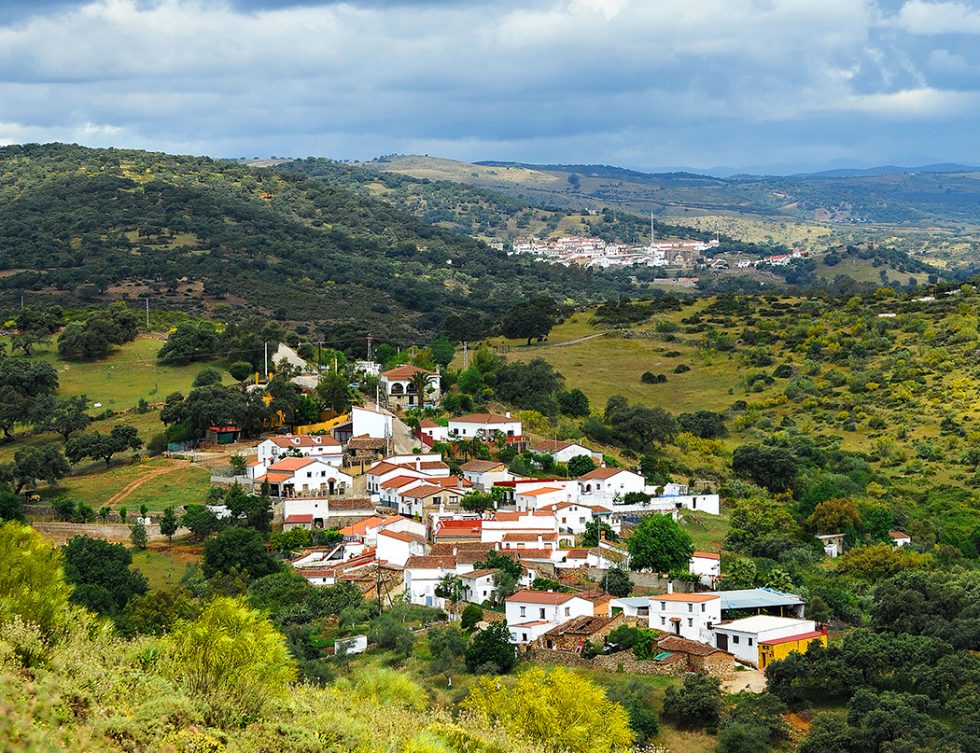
top-left (106, 460), bottom-right (185, 507)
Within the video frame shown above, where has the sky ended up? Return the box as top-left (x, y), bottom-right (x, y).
top-left (2, 0), bottom-right (980, 173)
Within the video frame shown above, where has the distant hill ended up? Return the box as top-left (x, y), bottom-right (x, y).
top-left (0, 144), bottom-right (624, 348)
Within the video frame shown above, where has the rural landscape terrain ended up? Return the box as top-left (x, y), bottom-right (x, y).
top-left (1, 141), bottom-right (980, 753)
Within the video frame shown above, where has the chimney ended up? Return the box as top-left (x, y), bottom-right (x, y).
top-left (505, 411), bottom-right (511, 418)
top-left (537, 534), bottom-right (543, 547)
top-left (415, 457), bottom-right (421, 471)
top-left (452, 546), bottom-right (458, 557)
top-left (666, 580), bottom-right (673, 595)
top-left (821, 625), bottom-right (828, 637)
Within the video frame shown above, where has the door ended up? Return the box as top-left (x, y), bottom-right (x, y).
top-left (716, 633), bottom-right (728, 652)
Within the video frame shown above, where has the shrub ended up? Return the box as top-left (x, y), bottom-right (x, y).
top-left (673, 363), bottom-right (690, 373)
top-left (460, 603), bottom-right (484, 630)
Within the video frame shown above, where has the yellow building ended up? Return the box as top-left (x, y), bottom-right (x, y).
top-left (758, 628), bottom-right (827, 669)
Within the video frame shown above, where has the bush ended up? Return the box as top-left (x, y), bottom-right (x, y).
top-left (465, 622), bottom-right (516, 674)
top-left (673, 363), bottom-right (691, 373)
top-left (460, 603), bottom-right (484, 631)
top-left (662, 673), bottom-right (722, 729)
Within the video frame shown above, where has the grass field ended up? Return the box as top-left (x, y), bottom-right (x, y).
top-left (39, 457), bottom-right (211, 511)
top-left (130, 544), bottom-right (201, 590)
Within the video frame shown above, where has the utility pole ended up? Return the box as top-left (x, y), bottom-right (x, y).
top-left (316, 341), bottom-right (322, 383)
top-left (263, 341), bottom-right (268, 381)
top-left (145, 297), bottom-right (150, 329)
top-left (20, 295), bottom-right (24, 311)
top-left (462, 341), bottom-right (468, 370)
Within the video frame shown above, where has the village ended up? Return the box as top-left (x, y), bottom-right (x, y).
top-left (193, 355), bottom-right (842, 685)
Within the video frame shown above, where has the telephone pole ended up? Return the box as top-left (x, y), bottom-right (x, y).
top-left (263, 341), bottom-right (269, 381)
top-left (145, 297), bottom-right (150, 329)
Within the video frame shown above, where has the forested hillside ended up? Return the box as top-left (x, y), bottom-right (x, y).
top-left (0, 144), bottom-right (621, 347)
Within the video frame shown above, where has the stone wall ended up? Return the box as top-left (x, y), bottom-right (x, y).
top-left (30, 521), bottom-right (165, 545)
top-left (524, 647), bottom-right (686, 676)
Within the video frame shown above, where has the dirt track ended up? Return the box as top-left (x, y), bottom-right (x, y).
top-left (105, 460), bottom-right (185, 507)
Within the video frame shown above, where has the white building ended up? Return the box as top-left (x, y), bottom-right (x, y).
top-left (515, 486), bottom-right (570, 512)
top-left (505, 590), bottom-right (595, 643)
top-left (418, 419), bottom-right (449, 444)
top-left (529, 440), bottom-right (603, 466)
top-left (609, 596), bottom-right (651, 620)
top-left (481, 510), bottom-right (558, 545)
top-left (376, 528), bottom-right (426, 567)
top-left (254, 434), bottom-right (343, 470)
top-left (397, 481), bottom-right (473, 519)
top-left (890, 530), bottom-right (911, 547)
top-left (379, 365), bottom-right (442, 409)
top-left (648, 592), bottom-right (721, 644)
top-left (576, 468), bottom-right (646, 505)
top-left (712, 616), bottom-right (822, 668)
top-left (254, 457), bottom-right (353, 497)
top-left (403, 555), bottom-right (472, 608)
top-left (351, 406), bottom-right (393, 440)
top-left (448, 413), bottom-right (523, 442)
top-left (544, 501), bottom-right (619, 536)
top-left (365, 454), bottom-right (449, 494)
top-left (689, 551), bottom-right (722, 587)
top-left (459, 568), bottom-right (497, 605)
top-left (459, 459), bottom-right (512, 492)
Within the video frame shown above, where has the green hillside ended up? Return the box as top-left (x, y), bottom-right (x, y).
top-left (0, 144), bottom-right (623, 348)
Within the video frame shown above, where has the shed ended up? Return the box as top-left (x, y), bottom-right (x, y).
top-left (206, 425), bottom-right (241, 445)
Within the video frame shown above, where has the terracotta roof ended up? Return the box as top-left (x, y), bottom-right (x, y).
top-left (269, 434), bottom-right (341, 449)
top-left (435, 520), bottom-right (482, 538)
top-left (328, 498), bottom-right (375, 511)
top-left (511, 620), bottom-right (552, 627)
top-left (460, 568), bottom-right (497, 580)
top-left (418, 419), bottom-right (440, 428)
top-left (889, 530), bottom-right (910, 539)
top-left (268, 457), bottom-right (317, 471)
top-left (367, 462), bottom-right (402, 475)
top-left (519, 487), bottom-right (564, 497)
top-left (509, 548), bottom-right (554, 560)
top-left (653, 593), bottom-right (720, 603)
top-left (530, 439), bottom-right (576, 453)
top-left (577, 467), bottom-right (631, 480)
top-left (378, 529), bottom-right (425, 544)
top-left (542, 614), bottom-right (616, 638)
top-left (261, 472), bottom-right (293, 483)
top-left (760, 630), bottom-right (825, 647)
top-left (460, 459), bottom-right (506, 473)
top-left (430, 541), bottom-right (491, 554)
top-left (456, 548), bottom-right (496, 564)
top-left (563, 548), bottom-right (590, 559)
top-left (299, 568), bottom-right (337, 578)
top-left (692, 551), bottom-right (721, 560)
top-left (284, 514), bottom-right (313, 523)
top-left (450, 412), bottom-right (516, 425)
top-left (400, 485), bottom-right (445, 499)
top-left (346, 435), bottom-right (386, 450)
top-left (404, 555), bottom-right (457, 570)
top-left (657, 635), bottom-right (726, 656)
top-left (381, 475), bottom-right (424, 490)
top-left (506, 590), bottom-right (579, 605)
top-left (503, 532), bottom-right (558, 542)
top-left (381, 365), bottom-right (436, 379)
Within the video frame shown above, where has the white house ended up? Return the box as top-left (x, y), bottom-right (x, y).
top-left (254, 457), bottom-right (353, 497)
top-left (418, 419), bottom-right (449, 444)
top-left (403, 555), bottom-right (473, 607)
top-left (890, 530), bottom-right (911, 547)
top-left (460, 459), bottom-right (512, 492)
top-left (499, 531), bottom-right (573, 551)
top-left (543, 502), bottom-right (619, 536)
top-left (648, 592), bottom-right (721, 644)
top-left (365, 454), bottom-right (449, 494)
top-left (576, 468), bottom-right (646, 505)
top-left (505, 590), bottom-right (595, 643)
top-left (459, 568), bottom-right (497, 605)
top-left (351, 406), bottom-right (393, 440)
top-left (529, 439), bottom-right (603, 466)
top-left (376, 528), bottom-right (426, 567)
top-left (380, 365), bottom-right (441, 409)
top-left (609, 596), bottom-right (651, 620)
top-left (515, 486), bottom-right (570, 512)
top-left (481, 510), bottom-right (558, 545)
top-left (254, 434), bottom-right (343, 470)
top-left (712, 616), bottom-right (824, 668)
top-left (339, 514), bottom-right (425, 546)
top-left (448, 413), bottom-right (523, 442)
top-left (281, 497), bottom-right (375, 531)
top-left (397, 481), bottom-right (473, 519)
top-left (689, 551), bottom-right (722, 587)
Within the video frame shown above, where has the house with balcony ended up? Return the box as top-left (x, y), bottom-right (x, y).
top-left (505, 590), bottom-right (596, 643)
top-left (254, 457), bottom-right (354, 497)
top-left (379, 365), bottom-right (441, 409)
top-left (254, 434), bottom-right (343, 471)
top-left (648, 591), bottom-right (721, 643)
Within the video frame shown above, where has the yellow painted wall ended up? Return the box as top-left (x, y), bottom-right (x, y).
top-left (759, 633), bottom-right (827, 669)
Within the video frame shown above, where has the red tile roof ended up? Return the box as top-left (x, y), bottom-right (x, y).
top-left (460, 459), bottom-right (506, 472)
top-left (284, 514), bottom-right (313, 524)
top-left (692, 551), bottom-right (721, 560)
top-left (381, 475), bottom-right (424, 490)
top-left (404, 555), bottom-right (457, 570)
top-left (382, 365), bottom-right (436, 379)
top-left (450, 412), bottom-right (516, 425)
top-left (378, 529), bottom-right (425, 543)
top-left (577, 467), bottom-right (631, 480)
top-left (268, 457), bottom-right (317, 471)
top-left (505, 590), bottom-right (579, 605)
top-left (759, 630), bottom-right (825, 647)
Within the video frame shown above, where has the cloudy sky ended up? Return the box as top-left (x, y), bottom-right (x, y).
top-left (1, 0), bottom-right (980, 172)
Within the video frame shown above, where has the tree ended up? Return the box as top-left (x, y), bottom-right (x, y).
top-left (627, 514), bottom-right (693, 572)
top-left (316, 371), bottom-right (356, 414)
top-left (11, 329), bottom-right (50, 357)
top-left (460, 603), bottom-right (484, 630)
top-left (228, 360), bottom-right (254, 383)
top-left (473, 549), bottom-right (522, 579)
top-left (0, 485), bottom-right (23, 521)
top-left (732, 444), bottom-right (797, 492)
top-left (429, 335), bottom-right (455, 367)
top-left (57, 304), bottom-right (139, 359)
top-left (807, 498), bottom-right (861, 534)
top-left (168, 596), bottom-right (296, 723)
top-left (427, 624), bottom-right (468, 673)
top-left (677, 410), bottom-right (728, 438)
top-left (494, 358), bottom-right (565, 413)
top-left (464, 621), bottom-right (517, 674)
top-left (434, 573), bottom-right (464, 604)
top-left (835, 543), bottom-right (932, 583)
top-left (600, 566), bottom-right (632, 597)
top-left (61, 535), bottom-right (148, 617)
top-left (567, 454), bottom-right (597, 477)
top-left (158, 506), bottom-right (179, 546)
top-left (40, 395), bottom-right (92, 442)
top-left (130, 520), bottom-right (148, 550)
top-left (460, 491), bottom-right (496, 514)
top-left (581, 518), bottom-right (617, 547)
top-left (0, 521), bottom-right (73, 641)
top-left (0, 357), bottom-right (59, 438)
top-left (8, 444), bottom-right (71, 493)
top-left (202, 526), bottom-right (279, 580)
top-left (368, 611), bottom-right (415, 657)
top-left (463, 666), bottom-right (634, 753)
top-left (558, 388), bottom-right (590, 417)
top-left (182, 505), bottom-right (224, 540)
top-left (192, 367), bottom-right (223, 387)
top-left (662, 672), bottom-right (722, 729)
top-left (500, 296), bottom-right (559, 345)
top-left (65, 425), bottom-right (143, 467)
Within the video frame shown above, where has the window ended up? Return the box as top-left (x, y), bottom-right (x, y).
top-left (661, 602), bottom-right (666, 610)
top-left (748, 638), bottom-right (753, 646)
top-left (539, 608), bottom-right (546, 619)
top-left (660, 616), bottom-right (666, 626)
top-left (688, 603), bottom-right (693, 613)
top-left (687, 618), bottom-right (693, 627)
top-left (564, 607), bottom-right (570, 617)
top-left (701, 604), bottom-right (706, 612)
top-left (732, 635), bottom-right (740, 644)
top-left (520, 606), bottom-right (526, 617)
